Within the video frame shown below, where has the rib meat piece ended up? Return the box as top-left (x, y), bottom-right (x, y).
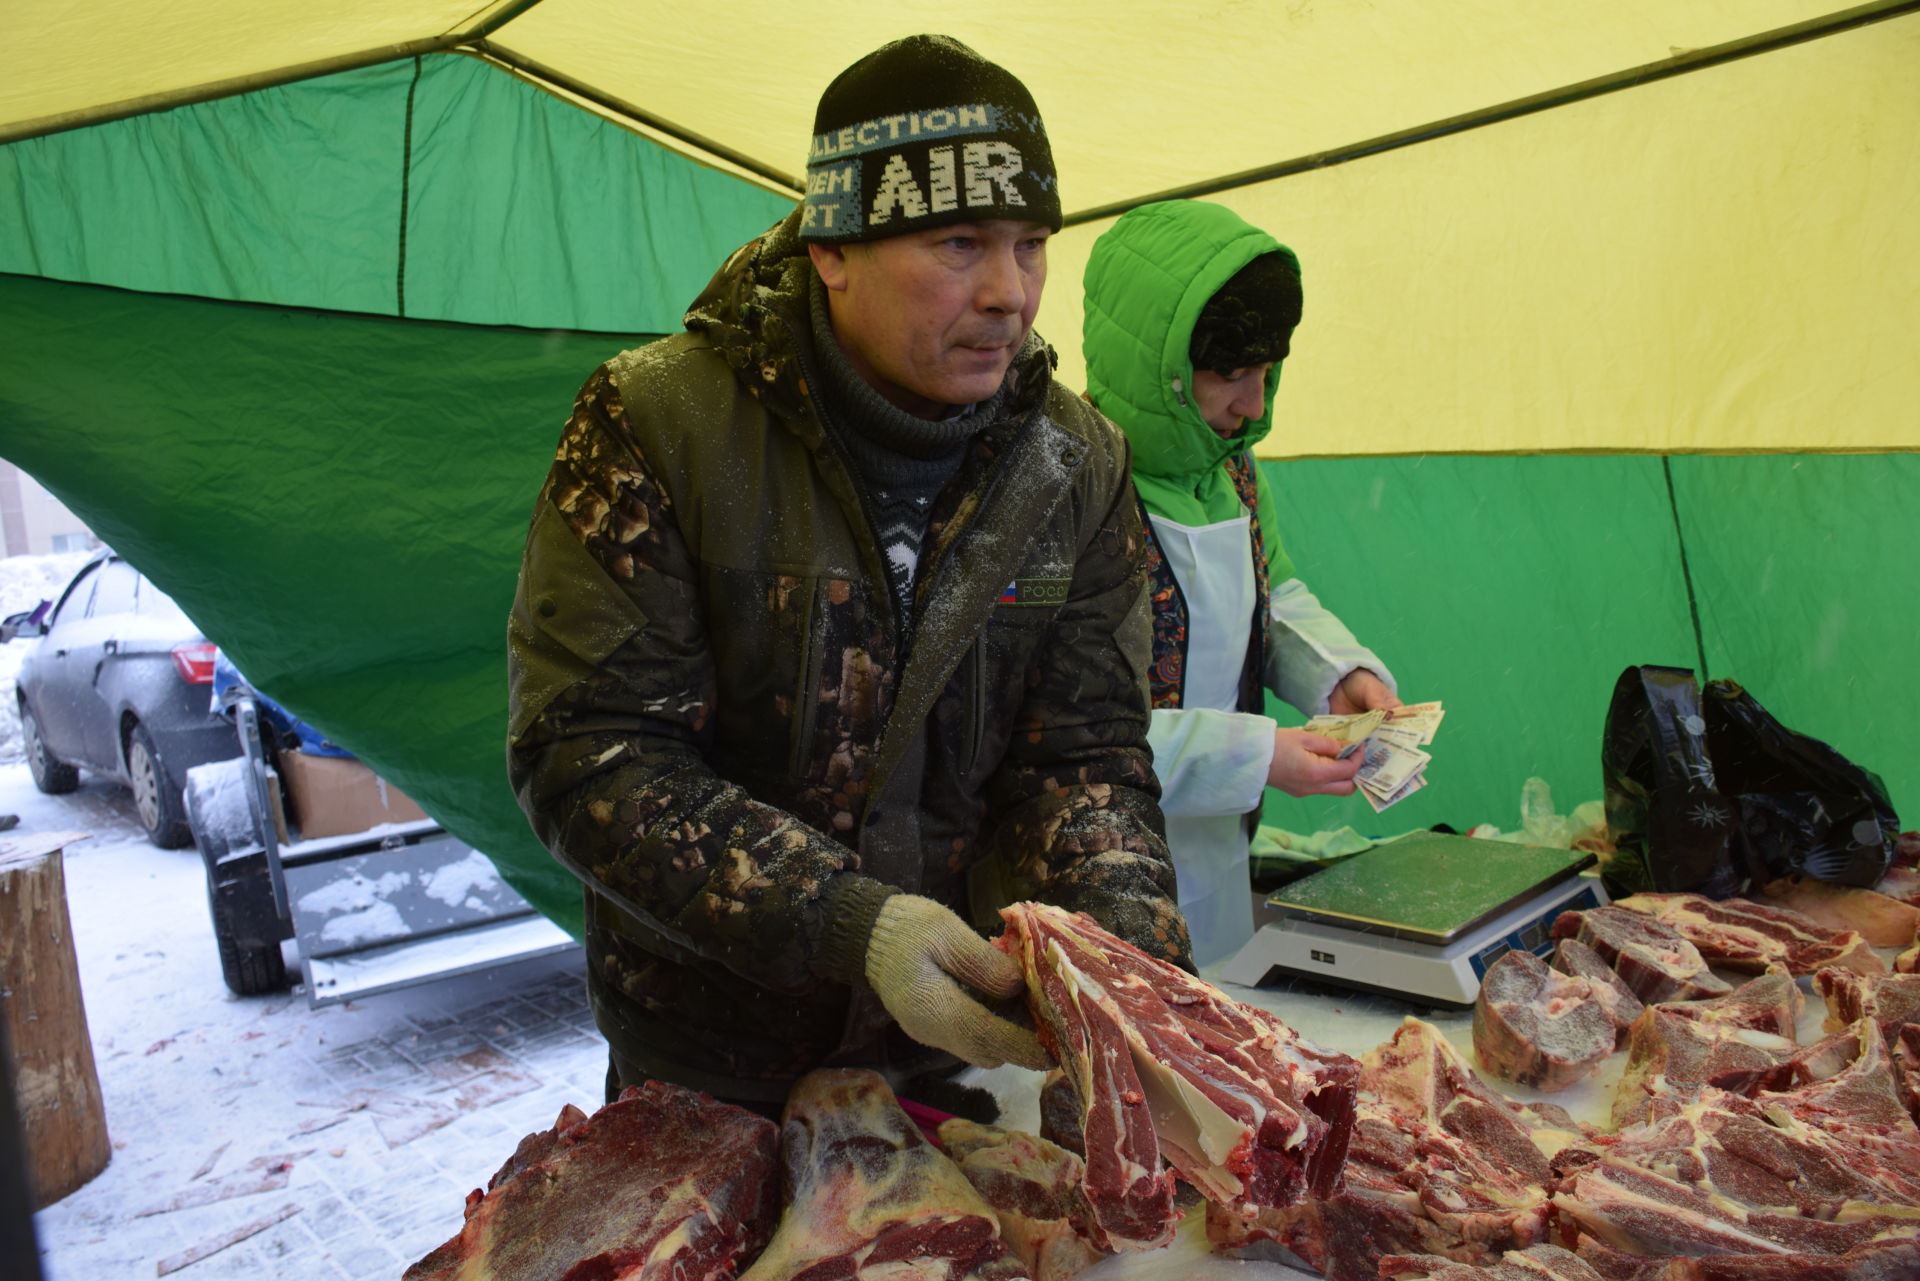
top-left (1608, 966), bottom-right (1817, 1129)
top-left (1613, 893), bottom-right (1882, 976)
top-left (1760, 876), bottom-right (1920, 949)
top-left (1573, 1234), bottom-right (1920, 1281)
top-left (1210, 1019), bottom-right (1577, 1281)
top-left (1551, 906), bottom-right (1732, 1003)
top-left (1897, 942), bottom-right (1918, 974)
top-left (1556, 1026), bottom-right (1920, 1262)
top-left (405, 1082), bottom-right (780, 1281)
top-left (997, 902), bottom-right (1357, 1243)
top-left (740, 1068), bottom-right (1028, 1281)
top-left (1379, 1244), bottom-right (1608, 1279)
top-left (936, 1118), bottom-right (1104, 1281)
top-left (1551, 937), bottom-right (1644, 1037)
top-left (1651, 966), bottom-right (1802, 1037)
top-left (1473, 949), bottom-right (1615, 1091)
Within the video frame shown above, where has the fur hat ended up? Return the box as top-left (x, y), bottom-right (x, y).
top-left (801, 34), bottom-right (1060, 244)
top-left (1188, 250), bottom-right (1303, 375)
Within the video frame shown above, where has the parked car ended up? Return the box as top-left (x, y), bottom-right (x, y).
top-left (186, 653), bottom-right (576, 999)
top-left (3, 550), bottom-right (240, 846)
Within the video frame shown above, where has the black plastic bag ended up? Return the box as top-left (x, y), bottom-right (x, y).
top-left (1600, 665), bottom-right (1898, 898)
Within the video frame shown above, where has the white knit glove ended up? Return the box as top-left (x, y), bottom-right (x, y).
top-left (865, 895), bottom-right (1049, 1071)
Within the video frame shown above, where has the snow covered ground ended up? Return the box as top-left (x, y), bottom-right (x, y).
top-left (5, 759), bottom-right (602, 1280)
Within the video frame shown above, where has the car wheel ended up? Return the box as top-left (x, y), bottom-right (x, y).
top-left (188, 761), bottom-right (291, 997)
top-left (21, 700), bottom-right (79, 794)
top-left (127, 722), bottom-right (192, 848)
top-left (205, 862), bottom-right (290, 996)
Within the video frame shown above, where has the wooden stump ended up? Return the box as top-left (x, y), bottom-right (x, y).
top-left (0, 832), bottom-right (110, 1207)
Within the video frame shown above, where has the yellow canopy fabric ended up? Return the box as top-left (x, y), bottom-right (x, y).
top-left (3, 0), bottom-right (1914, 457)
top-left (1044, 11), bottom-right (1920, 457)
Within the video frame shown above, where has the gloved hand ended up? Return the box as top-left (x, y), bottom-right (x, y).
top-left (865, 894), bottom-right (1050, 1071)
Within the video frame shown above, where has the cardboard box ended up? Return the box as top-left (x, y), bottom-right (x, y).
top-left (275, 750), bottom-right (427, 840)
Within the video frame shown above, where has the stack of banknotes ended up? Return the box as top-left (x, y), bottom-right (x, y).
top-left (1302, 701), bottom-right (1445, 812)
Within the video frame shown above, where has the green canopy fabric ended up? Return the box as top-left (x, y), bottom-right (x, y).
top-left (0, 273), bottom-right (662, 931)
top-left (1, 54), bottom-right (793, 331)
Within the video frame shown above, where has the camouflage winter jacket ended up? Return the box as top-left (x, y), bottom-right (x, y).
top-left (507, 210), bottom-right (1190, 1102)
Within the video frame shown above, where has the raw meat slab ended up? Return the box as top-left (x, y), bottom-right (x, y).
top-left (405, 1081), bottom-right (779, 1281)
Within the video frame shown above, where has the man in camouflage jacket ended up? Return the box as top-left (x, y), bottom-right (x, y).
top-left (508, 35), bottom-right (1189, 1111)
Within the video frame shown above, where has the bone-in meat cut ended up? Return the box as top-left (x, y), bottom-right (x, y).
top-left (997, 902), bottom-right (1357, 1246)
top-left (404, 1081), bottom-right (780, 1281)
top-left (1571, 1234), bottom-right (1920, 1280)
top-left (936, 1117), bottom-right (1105, 1281)
top-left (1551, 937), bottom-right (1644, 1037)
top-left (1551, 906), bottom-right (1732, 1003)
top-left (740, 1069), bottom-right (1030, 1281)
top-left (1607, 969), bottom-right (1808, 1128)
top-left (1473, 949), bottom-right (1616, 1091)
top-left (1210, 1019), bottom-right (1580, 1281)
top-left (1612, 893), bottom-right (1882, 976)
top-left (1553, 1023), bottom-right (1920, 1263)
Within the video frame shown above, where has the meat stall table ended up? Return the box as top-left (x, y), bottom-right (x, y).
top-left (956, 952), bottom-right (1828, 1281)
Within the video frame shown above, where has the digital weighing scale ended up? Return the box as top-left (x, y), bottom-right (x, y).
top-left (1220, 832), bottom-right (1607, 1007)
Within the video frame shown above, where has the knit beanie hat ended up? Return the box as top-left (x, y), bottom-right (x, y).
top-left (801, 34), bottom-right (1061, 244)
top-left (1188, 250), bottom-right (1304, 375)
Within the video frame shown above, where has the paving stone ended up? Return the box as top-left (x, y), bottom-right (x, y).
top-left (326, 1237), bottom-right (404, 1280)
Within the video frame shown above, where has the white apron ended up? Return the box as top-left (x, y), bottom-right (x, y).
top-left (1146, 512), bottom-right (1267, 967)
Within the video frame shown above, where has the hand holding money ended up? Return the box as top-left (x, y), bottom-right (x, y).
top-left (1268, 728), bottom-right (1366, 797)
top-left (1300, 701), bottom-right (1444, 812)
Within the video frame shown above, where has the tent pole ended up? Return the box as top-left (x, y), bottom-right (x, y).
top-left (468, 43), bottom-right (802, 195)
top-left (1661, 458), bottom-right (1712, 683)
top-left (1063, 0), bottom-right (1920, 227)
top-left (0, 0), bottom-right (550, 147)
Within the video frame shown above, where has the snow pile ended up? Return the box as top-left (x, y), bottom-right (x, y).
top-left (0, 550), bottom-right (91, 761)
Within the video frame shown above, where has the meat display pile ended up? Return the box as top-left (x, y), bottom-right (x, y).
top-left (404, 885), bottom-right (1920, 1281)
top-left (404, 1080), bottom-right (781, 1281)
top-left (1553, 1028), bottom-right (1920, 1266)
top-left (1208, 1018), bottom-right (1582, 1281)
top-left (997, 901), bottom-right (1359, 1244)
top-left (1204, 890), bottom-right (1920, 1281)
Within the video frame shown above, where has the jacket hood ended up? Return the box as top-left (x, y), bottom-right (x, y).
top-left (686, 207), bottom-right (1055, 427)
top-left (1081, 200), bottom-right (1299, 486)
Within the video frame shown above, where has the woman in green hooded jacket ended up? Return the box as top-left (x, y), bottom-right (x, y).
top-left (1083, 199), bottom-right (1401, 966)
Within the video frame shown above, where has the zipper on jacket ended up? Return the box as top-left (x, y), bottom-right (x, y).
top-left (788, 579), bottom-right (824, 778)
top-left (964, 635), bottom-right (987, 774)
